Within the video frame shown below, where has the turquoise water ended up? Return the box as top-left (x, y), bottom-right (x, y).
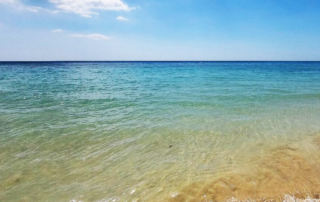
top-left (1, 62), bottom-right (320, 201)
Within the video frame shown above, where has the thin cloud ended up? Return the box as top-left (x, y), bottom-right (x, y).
top-left (52, 29), bottom-right (63, 33)
top-left (0, 0), bottom-right (41, 12)
top-left (49, 0), bottom-right (135, 17)
top-left (117, 16), bottom-right (128, 21)
top-left (70, 34), bottom-right (111, 40)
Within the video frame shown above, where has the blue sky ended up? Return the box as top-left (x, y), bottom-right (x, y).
top-left (1, 0), bottom-right (320, 61)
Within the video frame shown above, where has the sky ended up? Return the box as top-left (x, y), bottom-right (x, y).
top-left (1, 0), bottom-right (320, 61)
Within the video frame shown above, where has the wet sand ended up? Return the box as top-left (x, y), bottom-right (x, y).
top-left (164, 136), bottom-right (320, 202)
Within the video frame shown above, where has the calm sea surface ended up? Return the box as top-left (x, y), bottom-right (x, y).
top-left (1, 62), bottom-right (320, 201)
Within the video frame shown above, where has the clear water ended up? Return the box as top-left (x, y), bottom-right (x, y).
top-left (1, 62), bottom-right (320, 201)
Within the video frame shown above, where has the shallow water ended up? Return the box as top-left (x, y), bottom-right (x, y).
top-left (1, 62), bottom-right (320, 201)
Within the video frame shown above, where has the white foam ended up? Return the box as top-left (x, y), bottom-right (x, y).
top-left (225, 196), bottom-right (320, 202)
top-left (283, 195), bottom-right (320, 202)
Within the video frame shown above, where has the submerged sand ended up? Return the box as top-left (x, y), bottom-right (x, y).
top-left (164, 136), bottom-right (320, 202)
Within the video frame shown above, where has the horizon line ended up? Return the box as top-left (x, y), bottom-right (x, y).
top-left (1, 60), bottom-right (320, 63)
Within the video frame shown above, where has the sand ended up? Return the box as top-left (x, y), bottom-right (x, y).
top-left (164, 136), bottom-right (320, 202)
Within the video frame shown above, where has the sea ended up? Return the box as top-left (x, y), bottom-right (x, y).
top-left (1, 61), bottom-right (320, 202)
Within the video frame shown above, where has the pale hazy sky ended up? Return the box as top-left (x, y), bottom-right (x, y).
top-left (1, 0), bottom-right (320, 61)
